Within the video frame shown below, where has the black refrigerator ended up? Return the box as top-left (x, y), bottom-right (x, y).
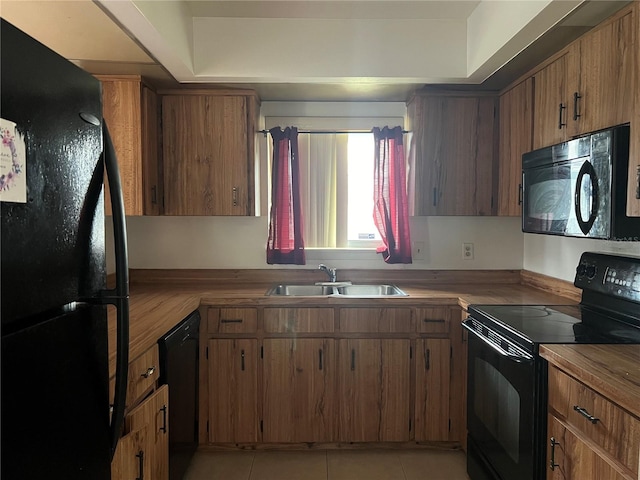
top-left (1, 20), bottom-right (130, 479)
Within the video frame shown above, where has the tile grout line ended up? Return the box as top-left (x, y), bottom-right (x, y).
top-left (325, 450), bottom-right (329, 480)
top-left (396, 451), bottom-right (409, 480)
top-left (247, 451), bottom-right (256, 480)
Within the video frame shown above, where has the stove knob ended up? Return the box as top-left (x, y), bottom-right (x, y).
top-left (576, 264), bottom-right (587, 276)
top-left (586, 265), bottom-right (597, 279)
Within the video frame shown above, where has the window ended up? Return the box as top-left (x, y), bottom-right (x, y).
top-left (296, 132), bottom-right (381, 248)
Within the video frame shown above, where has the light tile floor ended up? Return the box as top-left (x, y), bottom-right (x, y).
top-left (184, 448), bottom-right (470, 480)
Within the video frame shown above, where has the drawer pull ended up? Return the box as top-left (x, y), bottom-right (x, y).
top-left (423, 319), bottom-right (445, 323)
top-left (221, 319), bottom-right (243, 323)
top-left (141, 366), bottom-right (156, 379)
top-left (573, 405), bottom-right (599, 424)
top-left (549, 437), bottom-right (560, 470)
top-left (160, 405), bottom-right (168, 433)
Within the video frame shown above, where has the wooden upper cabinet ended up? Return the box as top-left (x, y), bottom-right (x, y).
top-left (408, 93), bottom-right (498, 216)
top-left (98, 75), bottom-right (161, 216)
top-left (571, 8), bottom-right (635, 137)
top-left (498, 78), bottom-right (533, 216)
top-left (161, 92), bottom-right (258, 215)
top-left (532, 51), bottom-right (574, 149)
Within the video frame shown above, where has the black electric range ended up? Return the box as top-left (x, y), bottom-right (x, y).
top-left (463, 252), bottom-right (640, 480)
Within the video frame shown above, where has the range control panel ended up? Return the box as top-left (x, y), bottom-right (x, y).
top-left (575, 252), bottom-right (640, 302)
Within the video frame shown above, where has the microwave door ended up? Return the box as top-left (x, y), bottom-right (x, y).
top-left (523, 165), bottom-right (572, 235)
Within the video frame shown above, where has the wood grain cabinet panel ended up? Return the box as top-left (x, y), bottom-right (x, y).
top-left (415, 338), bottom-right (451, 441)
top-left (262, 339), bottom-right (336, 442)
top-left (548, 366), bottom-right (640, 477)
top-left (416, 307), bottom-right (450, 334)
top-left (207, 307), bottom-right (257, 333)
top-left (98, 75), bottom-right (161, 216)
top-left (338, 339), bottom-right (411, 442)
top-left (161, 93), bottom-right (258, 216)
top-left (124, 385), bottom-right (169, 480)
top-left (339, 307), bottom-right (413, 333)
top-left (498, 78), bottom-right (533, 216)
top-left (407, 93), bottom-right (498, 216)
top-left (208, 339), bottom-right (258, 443)
top-left (112, 426), bottom-right (149, 480)
top-left (264, 308), bottom-right (334, 333)
top-left (547, 415), bottom-right (630, 480)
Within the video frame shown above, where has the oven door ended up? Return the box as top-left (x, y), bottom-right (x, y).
top-left (464, 321), bottom-right (538, 480)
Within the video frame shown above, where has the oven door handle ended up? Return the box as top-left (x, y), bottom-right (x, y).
top-left (463, 322), bottom-right (534, 364)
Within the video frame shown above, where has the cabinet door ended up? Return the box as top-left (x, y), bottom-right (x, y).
top-left (533, 54), bottom-right (570, 149)
top-left (573, 9), bottom-right (635, 136)
top-left (112, 426), bottom-right (149, 480)
top-left (262, 339), bottom-right (336, 442)
top-left (412, 95), bottom-right (497, 216)
top-left (338, 339), bottom-right (411, 442)
top-left (162, 95), bottom-right (251, 215)
top-left (208, 339), bottom-right (258, 442)
top-left (498, 78), bottom-right (533, 216)
top-left (415, 338), bottom-right (451, 441)
top-left (125, 385), bottom-right (169, 480)
top-left (547, 415), bottom-right (629, 480)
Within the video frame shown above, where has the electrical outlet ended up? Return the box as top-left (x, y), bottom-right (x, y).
top-left (413, 241), bottom-right (426, 261)
top-left (463, 242), bottom-right (474, 260)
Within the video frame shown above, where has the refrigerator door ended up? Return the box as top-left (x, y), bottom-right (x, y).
top-left (1, 304), bottom-right (111, 479)
top-left (1, 19), bottom-right (105, 328)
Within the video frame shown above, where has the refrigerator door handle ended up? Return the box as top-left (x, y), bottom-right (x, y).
top-left (101, 121), bottom-right (130, 460)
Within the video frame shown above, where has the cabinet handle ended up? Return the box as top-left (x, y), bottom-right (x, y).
top-left (518, 183), bottom-right (523, 206)
top-left (423, 319), bottom-right (445, 323)
top-left (221, 318), bottom-right (243, 324)
top-left (549, 437), bottom-right (559, 471)
top-left (351, 349), bottom-right (356, 371)
top-left (573, 405), bottom-right (599, 424)
top-left (160, 405), bottom-right (167, 433)
top-left (136, 450), bottom-right (144, 480)
top-left (432, 188), bottom-right (437, 207)
top-left (424, 349), bottom-right (431, 370)
top-left (635, 166), bottom-right (640, 200)
top-left (241, 349), bottom-right (245, 371)
top-left (558, 103), bottom-right (566, 129)
top-left (151, 185), bottom-right (157, 204)
top-left (319, 349), bottom-right (323, 371)
top-left (232, 187), bottom-right (239, 207)
top-left (141, 366), bottom-right (156, 379)
top-left (573, 92), bottom-right (582, 120)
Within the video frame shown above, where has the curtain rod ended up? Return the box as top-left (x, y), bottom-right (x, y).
top-left (258, 129), bottom-right (409, 137)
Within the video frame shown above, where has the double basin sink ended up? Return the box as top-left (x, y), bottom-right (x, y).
top-left (266, 283), bottom-right (408, 297)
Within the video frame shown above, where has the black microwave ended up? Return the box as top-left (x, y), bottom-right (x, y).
top-left (522, 125), bottom-right (639, 240)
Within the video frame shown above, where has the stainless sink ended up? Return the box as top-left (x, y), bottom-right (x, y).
top-left (336, 284), bottom-right (407, 296)
top-left (265, 284), bottom-right (408, 297)
top-left (265, 285), bottom-right (335, 296)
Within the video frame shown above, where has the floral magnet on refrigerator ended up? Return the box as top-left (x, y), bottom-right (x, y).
top-left (0, 118), bottom-right (26, 203)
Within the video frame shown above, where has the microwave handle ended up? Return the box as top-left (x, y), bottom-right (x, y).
top-left (575, 160), bottom-right (599, 235)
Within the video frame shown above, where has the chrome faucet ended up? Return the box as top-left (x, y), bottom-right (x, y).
top-left (318, 264), bottom-right (337, 283)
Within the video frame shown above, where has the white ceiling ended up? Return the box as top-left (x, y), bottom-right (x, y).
top-left (1, 0), bottom-right (630, 101)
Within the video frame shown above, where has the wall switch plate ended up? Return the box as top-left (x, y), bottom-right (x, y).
top-left (413, 241), bottom-right (426, 261)
top-left (463, 242), bottom-right (474, 260)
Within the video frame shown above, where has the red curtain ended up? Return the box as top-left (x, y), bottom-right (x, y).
top-left (372, 126), bottom-right (412, 264)
top-left (266, 127), bottom-right (306, 264)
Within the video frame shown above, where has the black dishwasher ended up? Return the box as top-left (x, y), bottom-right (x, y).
top-left (158, 309), bottom-right (200, 480)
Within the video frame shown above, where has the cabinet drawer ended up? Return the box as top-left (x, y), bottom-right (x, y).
top-left (548, 366), bottom-right (640, 475)
top-left (339, 308), bottom-right (413, 333)
top-left (416, 307), bottom-right (450, 334)
top-left (264, 308), bottom-right (334, 333)
top-left (208, 308), bottom-right (257, 333)
top-left (111, 344), bottom-right (160, 408)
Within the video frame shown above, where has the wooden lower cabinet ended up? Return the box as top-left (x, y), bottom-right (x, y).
top-left (208, 339), bottom-right (258, 443)
top-left (262, 338), bottom-right (336, 442)
top-left (338, 339), bottom-right (411, 442)
top-left (547, 415), bottom-right (630, 480)
top-left (415, 338), bottom-right (451, 441)
top-left (113, 385), bottom-right (169, 480)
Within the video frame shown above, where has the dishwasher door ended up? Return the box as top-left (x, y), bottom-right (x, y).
top-left (158, 309), bottom-right (200, 480)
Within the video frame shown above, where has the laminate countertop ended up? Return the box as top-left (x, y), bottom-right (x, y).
top-left (108, 281), bottom-right (576, 378)
top-left (540, 344), bottom-right (640, 418)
